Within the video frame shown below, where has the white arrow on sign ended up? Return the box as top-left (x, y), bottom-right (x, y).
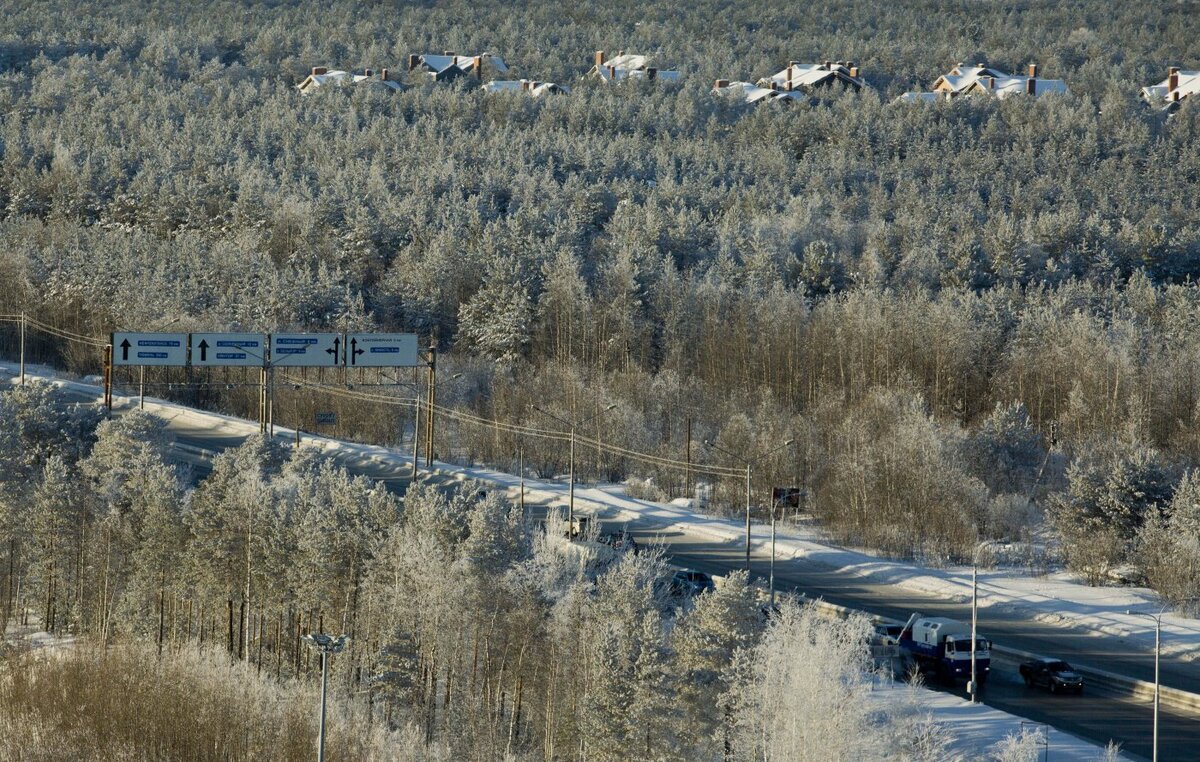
top-left (345, 333), bottom-right (420, 367)
top-left (112, 332), bottom-right (189, 366)
top-left (190, 333), bottom-right (268, 367)
top-left (270, 333), bottom-right (344, 367)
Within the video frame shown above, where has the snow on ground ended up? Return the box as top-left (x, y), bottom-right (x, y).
top-left (875, 680), bottom-right (1128, 761)
top-left (4, 360), bottom-right (1200, 661)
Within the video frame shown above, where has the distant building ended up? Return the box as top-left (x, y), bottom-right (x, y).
top-left (297, 67), bottom-right (404, 95)
top-left (756, 61), bottom-right (866, 93)
top-left (588, 51), bottom-right (680, 83)
top-left (407, 52), bottom-right (509, 82)
top-left (481, 79), bottom-right (570, 97)
top-left (712, 80), bottom-right (809, 105)
top-left (900, 63), bottom-right (1068, 102)
top-left (1142, 66), bottom-right (1199, 110)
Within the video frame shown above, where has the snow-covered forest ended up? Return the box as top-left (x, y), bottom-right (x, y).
top-left (0, 382), bottom-right (962, 759)
top-left (1, 0), bottom-right (1200, 598)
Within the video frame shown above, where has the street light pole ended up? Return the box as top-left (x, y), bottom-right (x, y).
top-left (303, 633), bottom-right (348, 762)
top-left (1127, 604), bottom-right (1170, 762)
top-left (705, 438), bottom-right (795, 575)
top-left (532, 404), bottom-right (615, 537)
top-left (970, 540), bottom-right (991, 704)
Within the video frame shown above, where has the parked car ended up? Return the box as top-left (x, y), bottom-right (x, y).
top-left (1020, 658), bottom-right (1084, 694)
top-left (668, 569), bottom-right (715, 598)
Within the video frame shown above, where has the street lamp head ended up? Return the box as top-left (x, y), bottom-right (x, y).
top-left (451, 373), bottom-right (464, 379)
top-left (783, 439), bottom-right (795, 447)
top-left (604, 403), bottom-right (617, 411)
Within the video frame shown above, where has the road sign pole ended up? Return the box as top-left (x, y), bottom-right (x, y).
top-left (259, 366), bottom-right (268, 434)
top-left (412, 389), bottom-right (422, 480)
top-left (139, 366), bottom-right (145, 410)
top-left (103, 342), bottom-right (113, 411)
top-left (268, 365), bottom-right (275, 438)
top-left (18, 312), bottom-right (25, 386)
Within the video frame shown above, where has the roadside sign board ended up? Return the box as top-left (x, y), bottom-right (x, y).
top-left (270, 333), bottom-right (343, 367)
top-left (190, 333), bottom-right (267, 367)
top-left (345, 332), bottom-right (419, 367)
top-left (112, 332), bottom-right (188, 366)
top-left (315, 412), bottom-right (337, 425)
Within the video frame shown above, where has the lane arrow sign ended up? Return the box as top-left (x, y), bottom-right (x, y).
top-left (350, 338), bottom-right (364, 365)
top-left (120, 339), bottom-right (131, 361)
top-left (197, 339), bottom-right (209, 362)
top-left (326, 336), bottom-right (341, 364)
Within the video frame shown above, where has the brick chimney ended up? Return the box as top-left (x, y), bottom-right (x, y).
top-left (1168, 67), bottom-right (1180, 92)
top-left (408, 54), bottom-right (419, 71)
top-left (849, 66), bottom-right (860, 79)
top-left (714, 79), bottom-right (729, 89)
top-left (473, 55), bottom-right (482, 79)
top-left (595, 50), bottom-right (605, 68)
top-left (786, 65), bottom-right (793, 90)
top-left (444, 50), bottom-right (456, 57)
top-left (1028, 63), bottom-right (1038, 78)
top-left (647, 67), bottom-right (657, 80)
top-left (987, 76), bottom-right (995, 90)
top-left (312, 66), bottom-right (327, 76)
top-left (607, 64), bottom-right (615, 80)
top-left (521, 79), bottom-right (531, 91)
top-left (822, 60), bottom-right (831, 70)
top-left (381, 68), bottom-right (389, 81)
top-left (1026, 77), bottom-right (1036, 95)
top-left (365, 68), bottom-right (373, 77)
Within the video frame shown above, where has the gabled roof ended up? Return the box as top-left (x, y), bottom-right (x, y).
top-left (757, 61), bottom-right (866, 92)
top-left (589, 51), bottom-right (680, 83)
top-left (713, 80), bottom-right (809, 105)
top-left (1141, 68), bottom-right (1200, 107)
top-left (921, 63), bottom-right (1067, 100)
top-left (410, 53), bottom-right (508, 81)
top-left (481, 79), bottom-right (570, 97)
top-left (298, 68), bottom-right (404, 95)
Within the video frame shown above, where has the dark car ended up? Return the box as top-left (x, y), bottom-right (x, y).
top-left (668, 569), bottom-right (716, 598)
top-left (1020, 658), bottom-right (1084, 694)
top-left (598, 530), bottom-right (639, 553)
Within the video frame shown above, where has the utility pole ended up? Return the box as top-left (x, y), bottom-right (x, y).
top-left (18, 312), bottom-right (25, 386)
top-left (258, 365), bottom-right (268, 434)
top-left (744, 464), bottom-right (751, 571)
top-left (412, 389), bottom-right (422, 481)
top-left (425, 345), bottom-right (436, 468)
top-left (685, 417), bottom-right (692, 501)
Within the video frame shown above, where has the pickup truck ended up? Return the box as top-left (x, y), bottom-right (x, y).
top-left (1019, 658), bottom-right (1084, 694)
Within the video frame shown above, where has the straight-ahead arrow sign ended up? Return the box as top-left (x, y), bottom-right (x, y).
top-left (120, 339), bottom-right (131, 361)
top-left (112, 333), bottom-right (188, 366)
top-left (197, 340), bottom-right (209, 362)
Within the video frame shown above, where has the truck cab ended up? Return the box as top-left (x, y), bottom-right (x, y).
top-left (899, 614), bottom-right (991, 684)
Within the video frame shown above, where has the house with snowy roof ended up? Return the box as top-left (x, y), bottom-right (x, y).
top-left (712, 80), bottom-right (809, 105)
top-left (297, 67), bottom-right (404, 95)
top-left (1142, 66), bottom-right (1199, 110)
top-left (899, 63), bottom-right (1067, 102)
top-left (481, 79), bottom-right (570, 97)
top-left (756, 61), bottom-right (866, 93)
top-left (407, 52), bottom-right (508, 82)
top-left (588, 51), bottom-right (680, 83)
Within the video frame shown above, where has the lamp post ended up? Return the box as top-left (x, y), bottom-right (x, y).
top-left (531, 403), bottom-right (616, 536)
top-left (303, 633), bottom-right (348, 762)
top-left (1126, 600), bottom-right (1198, 762)
top-left (768, 491), bottom-right (790, 607)
top-left (705, 439), bottom-right (794, 573)
top-left (969, 540), bottom-right (993, 704)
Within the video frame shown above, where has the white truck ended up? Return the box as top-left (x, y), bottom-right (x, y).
top-left (898, 613), bottom-right (990, 686)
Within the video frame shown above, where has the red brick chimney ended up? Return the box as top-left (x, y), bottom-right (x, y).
top-left (786, 65), bottom-right (793, 91)
top-left (473, 56), bottom-right (482, 79)
top-left (365, 68), bottom-right (373, 77)
top-left (1026, 77), bottom-right (1036, 95)
top-left (714, 79), bottom-right (729, 89)
top-left (849, 66), bottom-right (860, 79)
top-left (408, 54), bottom-right (419, 71)
top-left (312, 66), bottom-right (327, 76)
top-left (1168, 67), bottom-right (1180, 92)
top-left (987, 76), bottom-right (995, 90)
top-left (1028, 63), bottom-right (1038, 78)
top-left (607, 64), bottom-right (615, 80)
top-left (381, 68), bottom-right (389, 81)
top-left (595, 50), bottom-right (605, 68)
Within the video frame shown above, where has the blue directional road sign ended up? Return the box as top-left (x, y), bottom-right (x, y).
top-left (345, 333), bottom-right (419, 367)
top-left (270, 333), bottom-right (343, 367)
top-left (190, 333), bottom-right (267, 367)
top-left (112, 332), bottom-right (189, 366)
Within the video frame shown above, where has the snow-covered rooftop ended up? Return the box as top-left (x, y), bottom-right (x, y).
top-left (590, 50), bottom-right (680, 83)
top-left (297, 68), bottom-right (404, 95)
top-left (1142, 67), bottom-right (1200, 108)
top-left (714, 80), bottom-right (809, 105)
top-left (481, 79), bottom-right (570, 97)
top-left (905, 62), bottom-right (1068, 102)
top-left (757, 61), bottom-right (866, 92)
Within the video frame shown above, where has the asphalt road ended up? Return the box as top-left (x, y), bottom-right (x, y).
top-left (17, 371), bottom-right (1200, 760)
